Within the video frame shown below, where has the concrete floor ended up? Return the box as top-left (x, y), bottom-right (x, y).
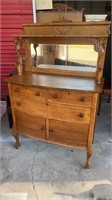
top-left (0, 100), bottom-right (112, 200)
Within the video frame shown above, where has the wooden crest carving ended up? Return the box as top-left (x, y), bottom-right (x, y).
top-left (53, 26), bottom-right (72, 35)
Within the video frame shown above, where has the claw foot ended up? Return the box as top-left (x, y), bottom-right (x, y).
top-left (15, 142), bottom-right (20, 149)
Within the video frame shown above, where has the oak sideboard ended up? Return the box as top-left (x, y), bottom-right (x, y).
top-left (6, 22), bottom-right (111, 168)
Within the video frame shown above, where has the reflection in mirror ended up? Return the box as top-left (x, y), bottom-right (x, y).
top-left (30, 44), bottom-right (98, 72)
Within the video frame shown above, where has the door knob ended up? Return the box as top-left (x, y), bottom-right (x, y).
top-left (53, 94), bottom-right (58, 99)
top-left (41, 126), bottom-right (45, 131)
top-left (36, 92), bottom-right (40, 96)
top-left (79, 113), bottom-right (84, 118)
top-left (50, 128), bottom-right (54, 133)
top-left (16, 102), bottom-right (21, 106)
top-left (80, 97), bottom-right (85, 102)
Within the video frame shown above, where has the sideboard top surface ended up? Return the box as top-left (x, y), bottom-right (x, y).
top-left (6, 72), bottom-right (103, 93)
top-left (23, 21), bottom-right (111, 27)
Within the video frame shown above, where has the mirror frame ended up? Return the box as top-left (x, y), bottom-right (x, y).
top-left (25, 37), bottom-right (99, 78)
top-left (14, 22), bottom-right (110, 82)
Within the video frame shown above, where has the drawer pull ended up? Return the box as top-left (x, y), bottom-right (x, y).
top-left (53, 94), bottom-right (58, 99)
top-left (36, 92), bottom-right (40, 96)
top-left (17, 102), bottom-right (21, 106)
top-left (15, 88), bottom-right (20, 93)
top-left (79, 113), bottom-right (84, 118)
top-left (41, 126), bottom-right (45, 131)
top-left (50, 128), bottom-right (54, 133)
top-left (80, 97), bottom-right (85, 102)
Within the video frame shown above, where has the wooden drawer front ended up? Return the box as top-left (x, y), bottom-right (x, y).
top-left (15, 110), bottom-right (46, 139)
top-left (12, 96), bottom-right (46, 117)
top-left (47, 89), bottom-right (93, 107)
top-left (49, 120), bottom-right (89, 147)
top-left (11, 84), bottom-right (46, 101)
top-left (47, 103), bottom-right (91, 124)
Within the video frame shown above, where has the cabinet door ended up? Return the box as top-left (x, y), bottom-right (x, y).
top-left (49, 119), bottom-right (89, 148)
top-left (15, 110), bottom-right (46, 139)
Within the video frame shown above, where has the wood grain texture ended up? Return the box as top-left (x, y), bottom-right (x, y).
top-left (23, 22), bottom-right (111, 37)
top-left (85, 93), bottom-right (99, 168)
top-left (32, 66), bottom-right (97, 78)
top-left (88, 93), bottom-right (99, 145)
top-left (8, 83), bottom-right (20, 149)
top-left (49, 119), bottom-right (89, 147)
top-left (5, 72), bottom-right (103, 93)
top-left (15, 110), bottom-right (46, 139)
top-left (47, 102), bottom-right (91, 124)
top-left (11, 84), bottom-right (46, 101)
top-left (47, 89), bottom-right (93, 107)
top-left (12, 95), bottom-right (46, 117)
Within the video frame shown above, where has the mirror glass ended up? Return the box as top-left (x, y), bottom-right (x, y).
top-left (30, 44), bottom-right (98, 72)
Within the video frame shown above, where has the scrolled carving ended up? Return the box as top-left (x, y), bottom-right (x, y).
top-left (53, 26), bottom-right (72, 35)
top-left (92, 38), bottom-right (107, 53)
top-left (98, 38), bottom-right (107, 53)
top-left (14, 36), bottom-right (26, 65)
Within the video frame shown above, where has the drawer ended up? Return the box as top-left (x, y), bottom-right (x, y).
top-left (47, 89), bottom-right (93, 107)
top-left (11, 84), bottom-right (46, 101)
top-left (49, 119), bottom-right (89, 147)
top-left (12, 96), bottom-right (46, 117)
top-left (15, 110), bottom-right (46, 139)
top-left (47, 103), bottom-right (91, 124)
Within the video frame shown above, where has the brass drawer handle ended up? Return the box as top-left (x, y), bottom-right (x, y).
top-left (79, 113), bottom-right (84, 118)
top-left (41, 126), bottom-right (45, 131)
top-left (53, 94), bottom-right (58, 99)
top-left (50, 128), bottom-right (54, 133)
top-left (17, 102), bottom-right (21, 106)
top-left (36, 92), bottom-right (40, 96)
top-left (15, 88), bottom-right (20, 93)
top-left (80, 97), bottom-right (85, 102)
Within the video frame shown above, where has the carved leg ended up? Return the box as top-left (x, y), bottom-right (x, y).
top-left (12, 128), bottom-right (20, 149)
top-left (85, 146), bottom-right (92, 169)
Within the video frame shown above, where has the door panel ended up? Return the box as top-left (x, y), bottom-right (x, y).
top-left (15, 110), bottom-right (46, 139)
top-left (49, 119), bottom-right (89, 147)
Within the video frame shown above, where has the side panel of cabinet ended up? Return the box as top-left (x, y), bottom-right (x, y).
top-left (49, 119), bottom-right (89, 148)
top-left (15, 110), bottom-right (46, 139)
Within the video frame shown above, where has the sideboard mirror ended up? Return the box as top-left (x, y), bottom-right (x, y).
top-left (30, 43), bottom-right (98, 73)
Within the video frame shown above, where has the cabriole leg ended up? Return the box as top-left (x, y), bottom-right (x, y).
top-left (12, 127), bottom-right (20, 149)
top-left (85, 146), bottom-right (92, 169)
